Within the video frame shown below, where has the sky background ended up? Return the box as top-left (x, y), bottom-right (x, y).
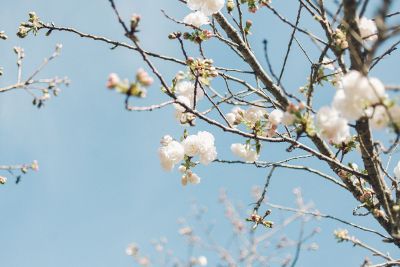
top-left (1, 1), bottom-right (400, 266)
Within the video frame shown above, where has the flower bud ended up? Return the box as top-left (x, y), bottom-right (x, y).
top-left (136, 68), bottom-right (153, 87)
top-left (16, 25), bottom-right (30, 38)
top-left (227, 0), bottom-right (235, 12)
top-left (130, 14), bottom-right (141, 31)
top-left (244, 20), bottom-right (253, 35)
top-left (106, 73), bottom-right (120, 89)
top-left (0, 176), bottom-right (7, 185)
top-left (0, 31), bottom-right (8, 40)
top-left (31, 160), bottom-right (39, 171)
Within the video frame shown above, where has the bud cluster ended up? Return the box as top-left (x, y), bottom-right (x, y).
top-left (239, 0), bottom-right (271, 13)
top-left (183, 30), bottom-right (213, 43)
top-left (106, 69), bottom-right (153, 98)
top-left (186, 58), bottom-right (218, 84)
top-left (17, 12), bottom-right (42, 38)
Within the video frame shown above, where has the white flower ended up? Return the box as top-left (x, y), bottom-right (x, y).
top-left (196, 131), bottom-right (217, 165)
top-left (316, 106), bottom-right (351, 144)
top-left (244, 149), bottom-right (258, 162)
top-left (225, 107), bottom-right (244, 126)
top-left (358, 17), bottom-right (378, 42)
top-left (182, 135), bottom-right (201, 157)
top-left (232, 107), bottom-right (244, 117)
top-left (174, 95), bottom-right (192, 113)
top-left (175, 80), bottom-right (204, 103)
top-left (106, 73), bottom-right (120, 88)
top-left (282, 111), bottom-right (296, 126)
top-left (174, 94), bottom-right (196, 124)
top-left (349, 163), bottom-right (359, 171)
top-left (243, 107), bottom-right (266, 125)
top-left (187, 0), bottom-right (204, 11)
top-left (183, 11), bottom-right (210, 27)
top-left (332, 70), bottom-right (386, 120)
top-left (394, 161), bottom-right (400, 179)
top-left (159, 140), bottom-right (185, 171)
top-left (182, 131), bottom-right (217, 165)
top-left (187, 0), bottom-right (225, 16)
top-left (199, 145), bottom-right (217, 165)
top-left (367, 105), bottom-right (389, 130)
top-left (269, 109), bottom-right (283, 125)
top-left (181, 171), bottom-right (201, 186)
top-left (160, 135), bottom-right (173, 146)
top-left (187, 171), bottom-right (201, 184)
top-left (226, 112), bottom-right (236, 126)
top-left (231, 143), bottom-right (259, 162)
top-left (198, 256), bottom-right (208, 266)
top-left (322, 57), bottom-right (335, 70)
top-left (178, 165), bottom-right (187, 173)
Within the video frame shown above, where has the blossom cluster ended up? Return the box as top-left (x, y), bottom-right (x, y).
top-left (158, 131), bottom-right (217, 186)
top-left (185, 0), bottom-right (225, 25)
top-left (171, 58), bottom-right (217, 125)
top-left (106, 68), bottom-right (153, 98)
top-left (332, 17), bottom-right (377, 51)
top-left (358, 17), bottom-right (378, 42)
top-left (173, 75), bottom-right (204, 125)
top-left (315, 69), bottom-right (400, 145)
top-left (225, 106), bottom-right (287, 162)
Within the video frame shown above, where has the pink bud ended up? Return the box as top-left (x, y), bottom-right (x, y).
top-left (106, 73), bottom-right (120, 89)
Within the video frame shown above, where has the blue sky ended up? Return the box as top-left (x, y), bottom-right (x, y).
top-left (1, 1), bottom-right (400, 266)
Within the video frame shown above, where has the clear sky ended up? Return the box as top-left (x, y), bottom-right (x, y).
top-left (1, 1), bottom-right (400, 266)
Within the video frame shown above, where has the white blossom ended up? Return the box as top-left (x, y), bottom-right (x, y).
top-left (175, 80), bottom-right (204, 103)
top-left (183, 11), bottom-right (210, 27)
top-left (231, 143), bottom-right (259, 162)
top-left (182, 131), bottom-right (217, 165)
top-left (269, 109), bottom-right (283, 125)
top-left (178, 165), bottom-right (187, 174)
top-left (225, 107), bottom-right (244, 126)
top-left (243, 107), bottom-right (266, 125)
top-left (282, 111), bottom-right (296, 126)
top-left (160, 135), bottom-right (173, 146)
top-left (187, 0), bottom-right (225, 16)
top-left (232, 107), bottom-right (244, 117)
top-left (332, 70), bottom-right (386, 120)
top-left (106, 73), bottom-right (120, 89)
top-left (198, 256), bottom-right (208, 266)
top-left (181, 171), bottom-right (201, 186)
top-left (187, 171), bottom-right (201, 184)
top-left (159, 139), bottom-right (185, 171)
top-left (187, 0), bottom-right (205, 11)
top-left (358, 17), bottom-right (378, 42)
top-left (322, 57), bottom-right (335, 70)
top-left (174, 95), bottom-right (192, 113)
top-left (182, 135), bottom-right (201, 157)
top-left (226, 112), bottom-right (236, 126)
top-left (316, 106), bottom-right (351, 144)
top-left (367, 105), bottom-right (390, 130)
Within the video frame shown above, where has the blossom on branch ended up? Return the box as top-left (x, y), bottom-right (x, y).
top-left (358, 17), bottom-right (378, 42)
top-left (231, 143), bottom-right (259, 162)
top-left (158, 136), bottom-right (185, 171)
top-left (316, 106), bottom-right (351, 145)
top-left (187, 0), bottom-right (225, 16)
top-left (332, 70), bottom-right (386, 121)
top-left (183, 11), bottom-right (210, 27)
